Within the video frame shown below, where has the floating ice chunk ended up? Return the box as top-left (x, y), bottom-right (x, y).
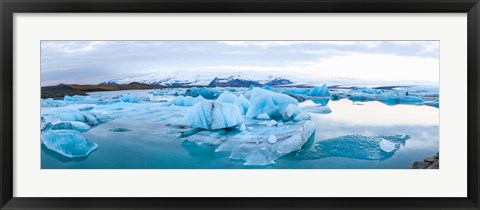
top-left (64, 95), bottom-right (88, 102)
top-left (268, 135), bottom-right (277, 143)
top-left (296, 134), bottom-right (410, 161)
top-left (262, 85), bottom-right (273, 90)
top-left (42, 98), bottom-right (67, 107)
top-left (185, 120), bottom-right (316, 166)
top-left (379, 95), bottom-right (423, 106)
top-left (47, 107), bottom-right (99, 126)
top-left (282, 104), bottom-right (311, 121)
top-left (239, 124), bottom-right (247, 132)
top-left (245, 88), bottom-right (298, 119)
top-left (216, 93), bottom-right (250, 115)
top-left (256, 113), bottom-right (271, 120)
top-left (41, 114), bottom-right (61, 131)
top-left (308, 83), bottom-right (330, 97)
top-left (185, 101), bottom-right (243, 130)
top-left (259, 120), bottom-right (277, 127)
top-left (379, 139), bottom-right (396, 152)
top-left (41, 130), bottom-right (98, 158)
top-left (171, 95), bottom-right (205, 106)
top-left (216, 93), bottom-right (237, 104)
top-left (281, 88), bottom-right (310, 95)
top-left (347, 88), bottom-right (424, 106)
top-left (283, 104), bottom-right (300, 119)
top-left (51, 121), bottom-right (90, 132)
top-left (302, 105), bottom-right (332, 114)
top-left (356, 88), bottom-right (384, 94)
top-left (293, 112), bottom-right (311, 121)
top-left (120, 94), bottom-right (139, 103)
top-left (185, 87), bottom-right (223, 99)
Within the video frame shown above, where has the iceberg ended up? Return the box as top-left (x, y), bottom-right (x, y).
top-left (281, 88), bottom-right (310, 95)
top-left (347, 88), bottom-right (424, 106)
top-left (256, 113), bottom-right (271, 120)
top-left (120, 94), bottom-right (140, 103)
top-left (183, 120), bottom-right (316, 165)
top-left (44, 107), bottom-right (100, 126)
top-left (296, 134), bottom-right (410, 161)
top-left (185, 101), bottom-right (243, 130)
top-left (262, 85), bottom-right (273, 90)
top-left (302, 105), bottom-right (332, 114)
top-left (244, 88), bottom-right (299, 120)
top-left (185, 87), bottom-right (223, 100)
top-left (51, 121), bottom-right (91, 132)
top-left (41, 130), bottom-right (98, 158)
top-left (378, 95), bottom-right (424, 106)
top-left (268, 135), bottom-right (277, 143)
top-left (308, 84), bottom-right (330, 97)
top-left (171, 95), bottom-right (205, 106)
top-left (216, 93), bottom-right (249, 115)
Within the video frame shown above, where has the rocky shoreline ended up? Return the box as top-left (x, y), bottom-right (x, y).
top-left (412, 152), bottom-right (439, 169)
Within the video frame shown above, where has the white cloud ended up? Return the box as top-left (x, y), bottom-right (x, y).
top-left (218, 41), bottom-right (382, 48)
top-left (41, 41), bottom-right (107, 54)
top-left (200, 53), bottom-right (439, 82)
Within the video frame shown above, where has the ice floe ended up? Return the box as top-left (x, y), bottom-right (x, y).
top-left (41, 130), bottom-right (98, 158)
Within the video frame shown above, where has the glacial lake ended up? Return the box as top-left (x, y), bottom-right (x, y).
top-left (41, 89), bottom-right (439, 169)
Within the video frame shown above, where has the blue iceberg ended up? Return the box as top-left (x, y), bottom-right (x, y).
top-left (185, 87), bottom-right (223, 100)
top-left (185, 101), bottom-right (243, 130)
top-left (308, 83), bottom-right (330, 97)
top-left (41, 130), bottom-right (98, 158)
top-left (244, 88), bottom-right (301, 120)
top-left (296, 134), bottom-right (410, 161)
top-left (51, 121), bottom-right (91, 132)
top-left (216, 93), bottom-right (250, 115)
top-left (171, 95), bottom-right (205, 106)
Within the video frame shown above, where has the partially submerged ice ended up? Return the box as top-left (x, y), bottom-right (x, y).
top-left (296, 134), bottom-right (410, 161)
top-left (42, 107), bottom-right (100, 126)
top-left (41, 130), bottom-right (98, 158)
top-left (302, 105), bottom-right (332, 114)
top-left (185, 87), bottom-right (223, 100)
top-left (183, 120), bottom-right (316, 165)
top-left (308, 83), bottom-right (330, 97)
top-left (244, 88), bottom-right (309, 121)
top-left (216, 93), bottom-right (250, 115)
top-left (51, 121), bottom-right (91, 132)
top-left (347, 88), bottom-right (424, 106)
top-left (185, 101), bottom-right (243, 130)
top-left (171, 95), bottom-right (205, 106)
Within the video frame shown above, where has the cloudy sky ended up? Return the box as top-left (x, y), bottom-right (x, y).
top-left (41, 41), bottom-right (439, 86)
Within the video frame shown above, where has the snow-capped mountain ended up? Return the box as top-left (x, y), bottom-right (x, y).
top-left (101, 73), bottom-right (293, 87)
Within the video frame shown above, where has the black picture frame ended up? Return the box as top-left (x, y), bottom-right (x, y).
top-left (1, 0), bottom-right (479, 209)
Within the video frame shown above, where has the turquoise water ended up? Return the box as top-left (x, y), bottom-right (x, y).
top-left (41, 89), bottom-right (439, 169)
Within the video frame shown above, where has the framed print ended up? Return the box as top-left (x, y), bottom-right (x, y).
top-left (1, 0), bottom-right (479, 209)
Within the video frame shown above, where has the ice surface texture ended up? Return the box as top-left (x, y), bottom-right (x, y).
top-left (171, 95), bottom-right (205, 106)
top-left (308, 83), bottom-right (330, 97)
top-left (184, 120), bottom-right (316, 165)
top-left (185, 87), bottom-right (223, 99)
top-left (347, 88), bottom-right (424, 106)
top-left (297, 134), bottom-right (410, 161)
top-left (216, 93), bottom-right (250, 115)
top-left (41, 130), bottom-right (98, 158)
top-left (244, 88), bottom-right (309, 121)
top-left (185, 101), bottom-right (243, 130)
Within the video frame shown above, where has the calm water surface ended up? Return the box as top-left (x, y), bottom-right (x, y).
top-left (41, 90), bottom-right (439, 169)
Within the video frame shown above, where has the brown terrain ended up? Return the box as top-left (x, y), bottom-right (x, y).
top-left (41, 82), bottom-right (167, 98)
